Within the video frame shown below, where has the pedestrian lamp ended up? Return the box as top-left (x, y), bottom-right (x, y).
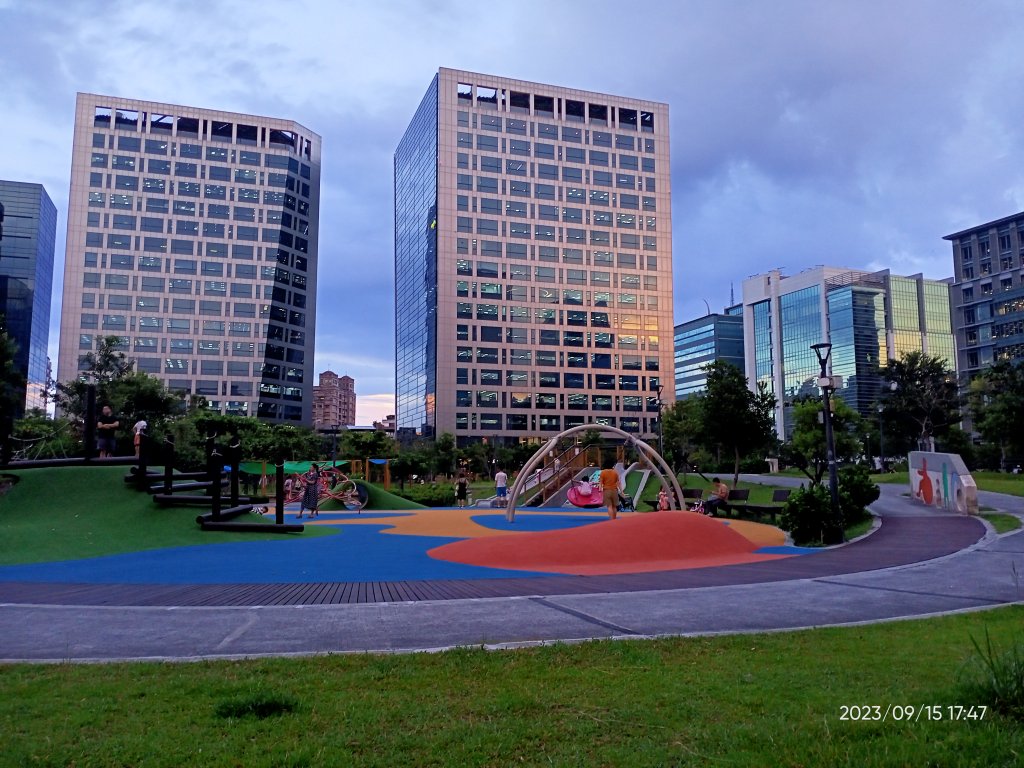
top-left (876, 404), bottom-right (885, 472)
top-left (810, 342), bottom-right (842, 543)
top-left (655, 384), bottom-right (665, 458)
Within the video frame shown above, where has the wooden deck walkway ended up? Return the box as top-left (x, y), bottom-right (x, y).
top-left (0, 515), bottom-right (985, 607)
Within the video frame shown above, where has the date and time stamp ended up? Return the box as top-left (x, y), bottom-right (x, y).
top-left (839, 704), bottom-right (988, 722)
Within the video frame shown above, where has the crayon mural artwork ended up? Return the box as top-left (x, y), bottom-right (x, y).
top-left (908, 451), bottom-right (978, 515)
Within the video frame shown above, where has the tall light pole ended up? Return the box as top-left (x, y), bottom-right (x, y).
top-left (655, 384), bottom-right (665, 458)
top-left (811, 342), bottom-right (842, 543)
top-left (877, 404), bottom-right (885, 472)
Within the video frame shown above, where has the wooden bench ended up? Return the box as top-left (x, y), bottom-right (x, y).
top-left (736, 489), bottom-right (792, 522)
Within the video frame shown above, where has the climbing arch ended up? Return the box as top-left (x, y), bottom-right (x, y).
top-left (504, 424), bottom-right (686, 522)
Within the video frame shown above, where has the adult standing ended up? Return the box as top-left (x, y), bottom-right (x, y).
top-left (96, 405), bottom-right (120, 459)
top-left (454, 472), bottom-right (469, 508)
top-left (494, 467), bottom-right (508, 507)
top-left (598, 458), bottom-right (621, 520)
top-left (132, 418), bottom-right (148, 459)
top-left (298, 464), bottom-right (321, 519)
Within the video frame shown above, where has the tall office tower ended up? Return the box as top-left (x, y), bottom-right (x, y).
top-left (944, 212), bottom-right (1024, 380)
top-left (311, 370), bottom-right (356, 429)
top-left (395, 69), bottom-right (674, 445)
top-left (673, 310), bottom-right (744, 399)
top-left (0, 180), bottom-right (57, 415)
top-left (57, 94), bottom-right (321, 423)
top-left (742, 267), bottom-right (954, 437)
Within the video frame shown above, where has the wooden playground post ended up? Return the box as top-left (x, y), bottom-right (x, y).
top-left (275, 461), bottom-right (285, 525)
top-left (83, 384), bottom-right (97, 462)
top-left (163, 434), bottom-right (175, 494)
top-left (208, 436), bottom-right (222, 522)
top-left (228, 434), bottom-right (241, 508)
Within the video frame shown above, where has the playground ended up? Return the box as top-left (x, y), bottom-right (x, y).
top-left (0, 462), bottom-right (811, 586)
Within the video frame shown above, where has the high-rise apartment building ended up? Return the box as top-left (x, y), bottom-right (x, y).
top-left (0, 180), bottom-right (57, 415)
top-left (57, 94), bottom-right (321, 423)
top-left (673, 310), bottom-right (744, 399)
top-left (944, 212), bottom-right (1024, 379)
top-left (311, 370), bottom-right (356, 428)
top-left (742, 267), bottom-right (954, 437)
top-left (395, 69), bottom-right (674, 444)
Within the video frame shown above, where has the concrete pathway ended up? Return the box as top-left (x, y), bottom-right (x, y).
top-left (1, 478), bottom-right (1022, 663)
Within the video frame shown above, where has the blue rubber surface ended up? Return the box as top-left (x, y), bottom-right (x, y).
top-left (470, 513), bottom-right (607, 532)
top-left (0, 524), bottom-right (555, 584)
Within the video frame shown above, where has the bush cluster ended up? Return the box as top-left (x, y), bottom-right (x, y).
top-left (780, 465), bottom-right (879, 546)
top-left (392, 483), bottom-right (462, 507)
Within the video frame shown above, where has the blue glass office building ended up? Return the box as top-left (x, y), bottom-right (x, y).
top-left (673, 313), bottom-right (744, 398)
top-left (395, 69), bottom-right (675, 444)
top-left (0, 180), bottom-right (57, 415)
top-left (743, 267), bottom-right (953, 437)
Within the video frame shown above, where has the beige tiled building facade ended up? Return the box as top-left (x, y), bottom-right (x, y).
top-left (57, 94), bottom-right (321, 423)
top-left (312, 371), bottom-right (356, 428)
top-left (395, 69), bottom-right (675, 444)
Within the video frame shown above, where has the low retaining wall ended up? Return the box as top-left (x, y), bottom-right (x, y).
top-left (908, 451), bottom-right (978, 515)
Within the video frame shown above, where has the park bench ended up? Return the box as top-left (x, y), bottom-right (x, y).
top-left (739, 489), bottom-right (792, 523)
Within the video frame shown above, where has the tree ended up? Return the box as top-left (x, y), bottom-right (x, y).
top-left (782, 396), bottom-right (865, 486)
top-left (880, 351), bottom-right (960, 454)
top-left (54, 335), bottom-right (134, 419)
top-left (696, 361), bottom-right (778, 487)
top-left (661, 397), bottom-right (703, 474)
top-left (433, 433), bottom-right (458, 477)
top-left (968, 360), bottom-right (1024, 469)
top-left (11, 411), bottom-right (79, 461)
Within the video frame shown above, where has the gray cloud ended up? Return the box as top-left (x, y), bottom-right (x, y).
top-left (2, 0), bottom-right (1022, 422)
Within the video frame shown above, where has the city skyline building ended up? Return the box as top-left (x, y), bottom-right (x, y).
top-left (311, 370), bottom-right (356, 429)
top-left (673, 311), bottom-right (744, 399)
top-left (742, 267), bottom-right (955, 437)
top-left (395, 68), bottom-right (675, 444)
top-left (944, 211), bottom-right (1024, 381)
top-left (57, 94), bottom-right (321, 423)
top-left (0, 180), bottom-right (57, 415)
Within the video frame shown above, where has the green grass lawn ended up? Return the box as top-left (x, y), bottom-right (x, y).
top-left (0, 466), bottom-right (336, 566)
top-left (874, 470), bottom-right (1024, 498)
top-left (981, 513), bottom-right (1022, 534)
top-left (1, 606), bottom-right (1021, 767)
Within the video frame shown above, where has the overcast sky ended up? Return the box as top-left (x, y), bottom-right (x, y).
top-left (2, 0), bottom-right (1023, 424)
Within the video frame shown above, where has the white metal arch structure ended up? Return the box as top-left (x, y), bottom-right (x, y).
top-left (504, 424), bottom-right (686, 522)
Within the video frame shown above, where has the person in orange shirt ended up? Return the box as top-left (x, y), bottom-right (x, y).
top-left (598, 458), bottom-right (622, 520)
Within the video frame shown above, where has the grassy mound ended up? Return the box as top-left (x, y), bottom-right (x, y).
top-left (0, 466), bottom-right (335, 566)
top-left (319, 481), bottom-right (427, 511)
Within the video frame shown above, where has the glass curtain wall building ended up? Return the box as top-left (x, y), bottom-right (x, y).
top-left (945, 212), bottom-right (1024, 379)
top-left (57, 94), bottom-right (321, 423)
top-left (395, 69), bottom-right (674, 444)
top-left (742, 267), bottom-right (954, 437)
top-left (0, 180), bottom-right (57, 415)
top-left (673, 313), bottom-right (744, 399)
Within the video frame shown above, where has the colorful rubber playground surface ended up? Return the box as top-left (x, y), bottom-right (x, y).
top-left (0, 501), bottom-right (811, 585)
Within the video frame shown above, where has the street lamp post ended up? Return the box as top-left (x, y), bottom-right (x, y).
top-left (655, 384), bottom-right (665, 458)
top-left (877, 404), bottom-right (885, 472)
top-left (811, 342), bottom-right (842, 543)
top-left (331, 424), bottom-right (339, 467)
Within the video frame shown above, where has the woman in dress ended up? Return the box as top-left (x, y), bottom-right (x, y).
top-left (298, 464), bottom-right (322, 519)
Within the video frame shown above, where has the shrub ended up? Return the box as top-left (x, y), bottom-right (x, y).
top-left (838, 464), bottom-right (880, 527)
top-left (393, 483), bottom-right (460, 507)
top-left (779, 485), bottom-right (840, 546)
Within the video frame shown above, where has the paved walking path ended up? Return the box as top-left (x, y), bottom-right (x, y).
top-left (1, 479), bottom-right (1021, 663)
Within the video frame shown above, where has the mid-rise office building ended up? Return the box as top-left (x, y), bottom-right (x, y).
top-left (311, 370), bottom-right (356, 428)
top-left (0, 180), bottom-right (57, 415)
top-left (673, 312), bottom-right (744, 399)
top-left (742, 267), bottom-right (954, 437)
top-left (944, 212), bottom-right (1024, 379)
top-left (57, 94), bottom-right (321, 423)
top-left (395, 69), bottom-right (674, 444)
